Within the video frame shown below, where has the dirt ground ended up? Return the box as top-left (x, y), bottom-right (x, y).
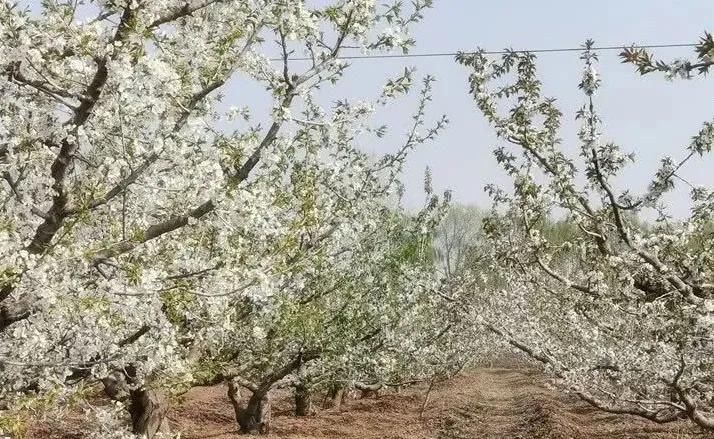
top-left (29, 367), bottom-right (714, 439)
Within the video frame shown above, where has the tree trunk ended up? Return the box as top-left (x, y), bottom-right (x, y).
top-left (294, 384), bottom-right (313, 416)
top-left (419, 377), bottom-right (437, 419)
top-left (324, 384), bottom-right (345, 410)
top-left (225, 352), bottom-right (319, 433)
top-left (355, 382), bottom-right (382, 399)
top-left (102, 372), bottom-right (169, 438)
top-left (228, 380), bottom-right (271, 434)
top-left (129, 388), bottom-right (170, 438)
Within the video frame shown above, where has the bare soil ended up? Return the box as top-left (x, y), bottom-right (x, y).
top-left (30, 367), bottom-right (714, 439)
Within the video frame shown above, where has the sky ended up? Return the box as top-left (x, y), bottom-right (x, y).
top-left (25, 0), bottom-right (714, 217)
top-left (320, 0), bottom-right (714, 217)
top-left (229, 0), bottom-right (714, 217)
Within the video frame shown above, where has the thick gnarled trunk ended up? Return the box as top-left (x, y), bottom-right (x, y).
top-left (228, 380), bottom-right (271, 434)
top-left (226, 351), bottom-right (319, 434)
top-left (102, 370), bottom-right (169, 438)
top-left (294, 384), bottom-right (313, 416)
top-left (129, 388), bottom-right (170, 438)
top-left (323, 383), bottom-right (345, 410)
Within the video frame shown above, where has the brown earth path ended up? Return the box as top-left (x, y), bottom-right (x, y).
top-left (431, 369), bottom-right (708, 439)
top-left (30, 368), bottom-right (714, 439)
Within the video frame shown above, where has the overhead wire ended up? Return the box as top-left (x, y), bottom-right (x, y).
top-left (272, 42), bottom-right (697, 62)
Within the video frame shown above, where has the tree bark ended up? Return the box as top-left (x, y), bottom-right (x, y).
top-left (294, 384), bottom-right (313, 416)
top-left (102, 370), bottom-right (169, 438)
top-left (128, 388), bottom-right (170, 438)
top-left (228, 380), bottom-right (272, 434)
top-left (355, 382), bottom-right (382, 399)
top-left (226, 352), bottom-right (319, 433)
top-left (419, 377), bottom-right (436, 419)
top-left (324, 383), bottom-right (345, 410)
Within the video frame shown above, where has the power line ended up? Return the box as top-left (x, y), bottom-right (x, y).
top-left (273, 42), bottom-right (696, 62)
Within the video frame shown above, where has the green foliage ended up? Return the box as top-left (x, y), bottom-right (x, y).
top-left (160, 286), bottom-right (196, 326)
top-left (621, 32), bottom-right (714, 77)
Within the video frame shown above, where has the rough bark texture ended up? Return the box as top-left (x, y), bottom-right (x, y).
top-left (355, 382), bottom-right (382, 399)
top-left (102, 370), bottom-right (169, 438)
top-left (0, 292), bottom-right (35, 331)
top-left (129, 388), bottom-right (170, 438)
top-left (228, 380), bottom-right (272, 434)
top-left (294, 384), bottom-right (313, 416)
top-left (225, 353), bottom-right (319, 433)
top-left (324, 384), bottom-right (345, 410)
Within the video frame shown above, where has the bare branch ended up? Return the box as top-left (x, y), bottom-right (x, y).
top-left (148, 0), bottom-right (223, 28)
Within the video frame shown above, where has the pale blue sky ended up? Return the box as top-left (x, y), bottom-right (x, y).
top-left (302, 0), bottom-right (714, 217)
top-left (25, 1), bottom-right (714, 217)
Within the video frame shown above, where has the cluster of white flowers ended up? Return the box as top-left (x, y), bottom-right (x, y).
top-left (0, 1), bottom-right (464, 437)
top-left (457, 39), bottom-right (714, 430)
